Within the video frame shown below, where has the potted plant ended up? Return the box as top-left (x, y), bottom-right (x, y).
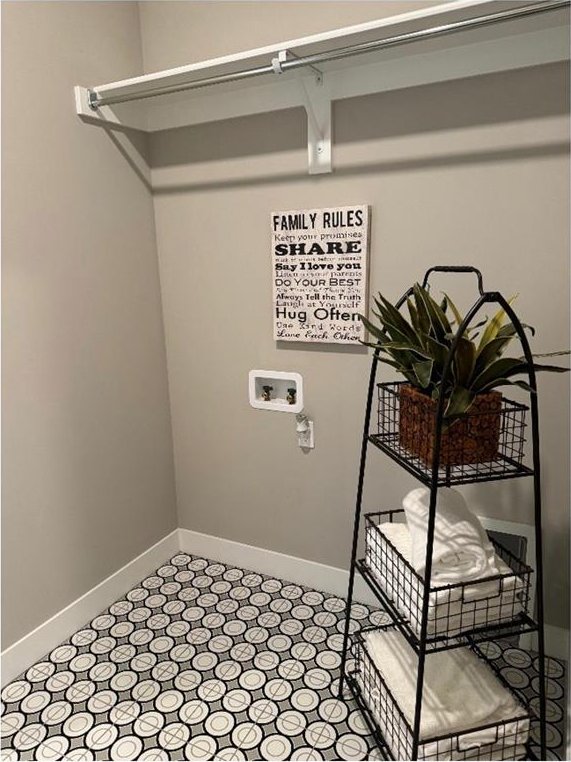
top-left (360, 284), bottom-right (568, 467)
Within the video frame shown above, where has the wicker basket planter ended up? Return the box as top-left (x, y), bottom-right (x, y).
top-left (399, 384), bottom-right (502, 467)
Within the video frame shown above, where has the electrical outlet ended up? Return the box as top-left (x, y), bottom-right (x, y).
top-left (298, 420), bottom-right (315, 449)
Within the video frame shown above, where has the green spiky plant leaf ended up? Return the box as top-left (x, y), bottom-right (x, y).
top-left (360, 284), bottom-right (569, 418)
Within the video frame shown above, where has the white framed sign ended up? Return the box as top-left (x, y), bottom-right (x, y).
top-left (271, 205), bottom-right (370, 344)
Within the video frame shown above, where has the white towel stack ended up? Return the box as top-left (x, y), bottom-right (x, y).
top-left (360, 629), bottom-right (529, 760)
top-left (365, 486), bottom-right (525, 637)
top-left (367, 522), bottom-right (524, 637)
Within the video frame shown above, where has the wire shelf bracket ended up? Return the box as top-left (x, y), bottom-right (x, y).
top-left (74, 0), bottom-right (569, 175)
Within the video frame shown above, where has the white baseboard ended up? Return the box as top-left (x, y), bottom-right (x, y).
top-left (178, 528), bottom-right (570, 660)
top-left (2, 525), bottom-right (567, 688)
top-left (1, 530), bottom-right (179, 686)
top-left (178, 528), bottom-right (378, 608)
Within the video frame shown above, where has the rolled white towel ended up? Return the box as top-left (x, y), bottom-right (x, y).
top-left (403, 487), bottom-right (498, 584)
top-left (367, 522), bottom-right (524, 637)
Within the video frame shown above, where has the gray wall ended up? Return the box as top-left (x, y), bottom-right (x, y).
top-left (1, 2), bottom-right (177, 648)
top-left (140, 3), bottom-right (570, 630)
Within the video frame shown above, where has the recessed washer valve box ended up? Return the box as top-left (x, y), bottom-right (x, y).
top-left (248, 370), bottom-right (303, 413)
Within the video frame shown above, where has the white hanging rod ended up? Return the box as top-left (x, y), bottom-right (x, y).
top-left (88, 0), bottom-right (568, 109)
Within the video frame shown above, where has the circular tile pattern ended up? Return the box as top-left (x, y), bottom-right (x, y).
top-left (13, 723), bottom-right (47, 751)
top-left (158, 722), bottom-right (189, 750)
top-left (65, 680), bottom-right (97, 704)
top-left (232, 721), bottom-right (263, 750)
top-left (2, 553), bottom-right (566, 762)
top-left (259, 734), bottom-right (293, 760)
top-left (26, 661), bottom-right (56, 683)
top-left (204, 710), bottom-right (235, 737)
top-left (291, 642), bottom-right (317, 661)
top-left (2, 681), bottom-right (31, 704)
top-left (134, 711), bottom-right (165, 738)
top-left (336, 732), bottom-right (370, 760)
top-left (110, 735), bottom-right (143, 760)
top-left (500, 665), bottom-right (530, 691)
top-left (278, 659), bottom-right (305, 681)
top-left (150, 636), bottom-right (174, 654)
top-left (185, 734), bottom-right (218, 759)
top-left (223, 689), bottom-right (252, 713)
top-left (291, 747), bottom-right (323, 760)
top-left (35, 734), bottom-right (70, 759)
top-left (316, 649), bottom-right (341, 670)
top-left (174, 669), bottom-right (202, 692)
top-left (215, 660), bottom-right (242, 683)
top-left (166, 619), bottom-right (190, 637)
top-left (231, 642), bottom-right (256, 663)
top-left (249, 699), bottom-right (279, 724)
top-left (110, 620), bottom-right (134, 638)
top-left (305, 720), bottom-right (337, 749)
top-left (40, 700), bottom-right (72, 726)
top-left (138, 748), bottom-right (168, 761)
top-left (170, 642), bottom-right (195, 662)
top-left (132, 679), bottom-right (161, 703)
top-left (276, 709), bottom-right (307, 737)
top-left (178, 700), bottom-right (209, 725)
top-left (532, 675), bottom-right (564, 700)
top-left (21, 691), bottom-right (51, 715)
top-left (46, 670), bottom-right (76, 694)
top-left (1, 712), bottom-right (25, 737)
top-left (291, 687), bottom-right (319, 712)
top-left (253, 649), bottom-right (280, 671)
top-left (89, 661), bottom-right (117, 683)
top-left (87, 690), bottom-right (117, 715)
top-left (198, 679), bottom-right (227, 703)
top-left (193, 651), bottom-right (218, 672)
top-left (62, 712), bottom-right (94, 738)
top-left (110, 699), bottom-right (141, 726)
top-left (110, 669), bottom-right (138, 693)
top-left (536, 656), bottom-right (565, 679)
top-left (152, 660), bottom-right (180, 682)
top-left (214, 746), bottom-right (245, 760)
top-left (85, 723), bottom-right (118, 751)
top-left (50, 644), bottom-right (77, 664)
top-left (65, 749), bottom-right (95, 761)
top-left (155, 689), bottom-right (184, 714)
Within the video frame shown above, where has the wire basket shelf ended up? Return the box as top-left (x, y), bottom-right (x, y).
top-left (370, 382), bottom-right (533, 487)
top-left (361, 510), bottom-right (535, 652)
top-left (349, 624), bottom-right (531, 761)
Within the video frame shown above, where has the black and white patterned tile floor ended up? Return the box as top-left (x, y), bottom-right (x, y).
top-left (0, 553), bottom-right (567, 761)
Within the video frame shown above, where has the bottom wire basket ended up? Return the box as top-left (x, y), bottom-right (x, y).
top-left (350, 623), bottom-right (530, 761)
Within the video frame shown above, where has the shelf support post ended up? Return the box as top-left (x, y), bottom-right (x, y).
top-left (299, 75), bottom-right (332, 175)
top-left (271, 50), bottom-right (332, 174)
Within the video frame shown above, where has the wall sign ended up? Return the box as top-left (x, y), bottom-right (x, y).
top-left (271, 205), bottom-right (370, 344)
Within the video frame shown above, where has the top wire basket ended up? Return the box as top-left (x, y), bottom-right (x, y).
top-left (369, 382), bottom-right (533, 487)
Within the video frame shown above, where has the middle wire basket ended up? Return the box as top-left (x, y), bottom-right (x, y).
top-left (363, 510), bottom-right (534, 647)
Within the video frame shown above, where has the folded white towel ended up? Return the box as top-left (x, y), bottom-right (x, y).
top-left (367, 522), bottom-right (523, 637)
top-left (403, 487), bottom-right (498, 584)
top-left (362, 629), bottom-right (529, 758)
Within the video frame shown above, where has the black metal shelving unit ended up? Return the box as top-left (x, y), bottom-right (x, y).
top-left (337, 266), bottom-right (547, 761)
